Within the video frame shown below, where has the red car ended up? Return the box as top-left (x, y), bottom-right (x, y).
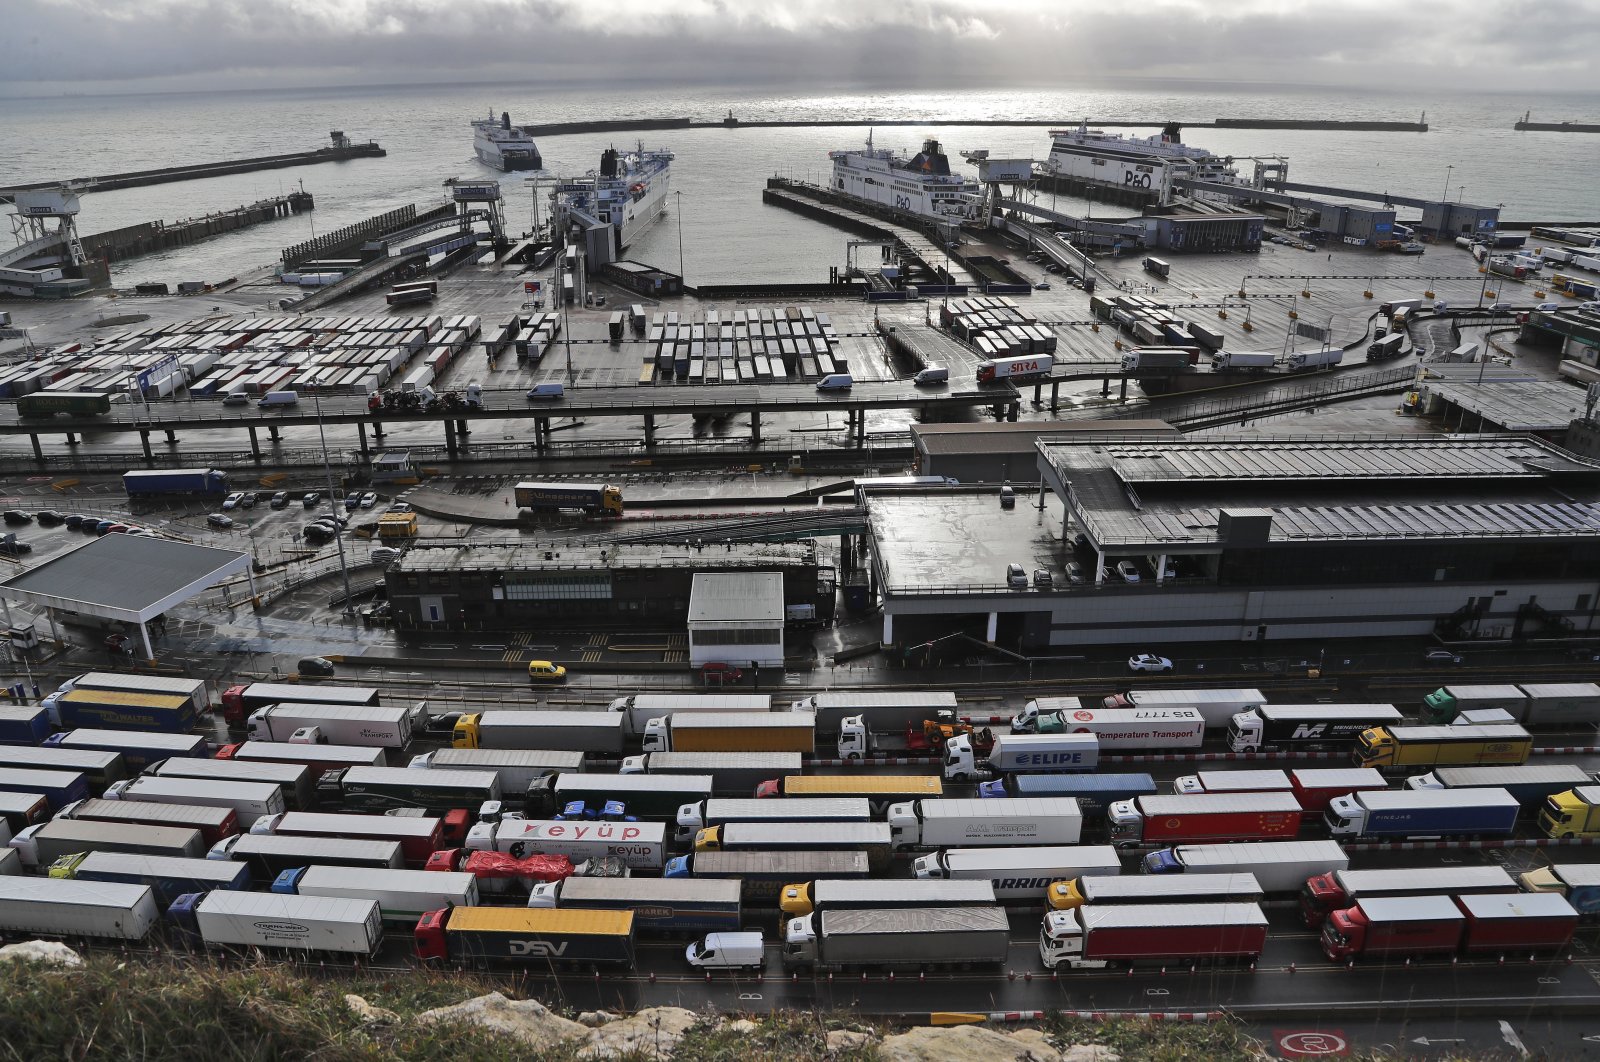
top-left (700, 662), bottom-right (744, 686)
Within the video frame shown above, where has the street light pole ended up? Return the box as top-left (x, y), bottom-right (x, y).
top-left (675, 190), bottom-right (685, 282)
top-left (1440, 165), bottom-right (1452, 205)
top-left (310, 385), bottom-right (355, 617)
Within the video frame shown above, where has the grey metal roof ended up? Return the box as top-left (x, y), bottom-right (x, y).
top-left (912, 421), bottom-right (1176, 455)
top-left (1421, 379), bottom-right (1586, 433)
top-left (0, 535), bottom-right (249, 622)
top-left (687, 572), bottom-right (784, 625)
top-left (395, 540), bottom-right (816, 575)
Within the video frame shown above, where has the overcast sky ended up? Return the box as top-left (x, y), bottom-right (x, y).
top-left (7, 0), bottom-right (1600, 97)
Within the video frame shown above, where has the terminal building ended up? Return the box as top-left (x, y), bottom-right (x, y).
top-left (385, 541), bottom-right (834, 632)
top-left (866, 433), bottom-right (1600, 651)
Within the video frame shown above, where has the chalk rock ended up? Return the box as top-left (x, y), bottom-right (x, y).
top-left (580, 1006), bottom-right (698, 1059)
top-left (343, 994), bottom-right (399, 1024)
top-left (0, 941), bottom-right (83, 968)
top-left (415, 992), bottom-right (587, 1050)
top-left (579, 1011), bottom-right (619, 1027)
top-left (1060, 1046), bottom-right (1119, 1062)
top-left (826, 1028), bottom-right (876, 1053)
top-left (879, 1024), bottom-right (1062, 1062)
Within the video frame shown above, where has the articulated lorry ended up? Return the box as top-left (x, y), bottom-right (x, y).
top-left (122, 468), bottom-right (230, 497)
top-left (778, 878), bottom-right (996, 918)
top-left (271, 866), bottom-right (479, 924)
top-left (1406, 764), bottom-right (1592, 806)
top-left (410, 749), bottom-right (585, 796)
top-left (1141, 839), bottom-right (1349, 892)
top-left (467, 818), bottom-right (667, 870)
top-left (676, 797), bottom-right (871, 844)
top-left (147, 756), bottom-right (313, 811)
top-left (1048, 872), bottom-right (1262, 912)
top-left (1300, 865), bottom-right (1518, 927)
top-left (1007, 702), bottom-right (1205, 750)
top-left (641, 712), bottom-right (815, 754)
top-left (1108, 793), bottom-right (1304, 846)
top-left (1353, 724), bottom-right (1533, 771)
top-left (52, 672), bottom-right (209, 719)
top-left (57, 796), bottom-right (236, 846)
top-left (513, 482), bottom-right (624, 517)
top-left (911, 845), bottom-right (1122, 902)
top-left (11, 819), bottom-right (205, 868)
top-left (1520, 863), bottom-right (1600, 915)
top-left (527, 772), bottom-right (715, 820)
top-left (664, 850), bottom-right (871, 903)
top-left (1227, 704), bottom-right (1403, 753)
top-left (170, 890), bottom-right (384, 959)
top-left (978, 772), bottom-right (1156, 815)
top-left (1040, 902), bottom-right (1269, 969)
top-left (51, 689), bottom-right (196, 733)
top-left (783, 906), bottom-right (1010, 970)
top-left (887, 796), bottom-right (1081, 849)
top-left (51, 851), bottom-right (249, 906)
top-left (1288, 768), bottom-right (1389, 812)
top-left (1539, 785), bottom-right (1600, 838)
top-left (788, 691), bottom-right (957, 738)
top-left (246, 702), bottom-right (416, 748)
top-left (1325, 788), bottom-right (1520, 840)
top-left (251, 811), bottom-right (447, 867)
top-left (1173, 769), bottom-right (1292, 796)
top-left (755, 774), bottom-right (943, 813)
top-left (528, 877), bottom-right (743, 935)
top-left (0, 877), bottom-right (160, 942)
top-left (694, 822), bottom-right (892, 870)
top-left (104, 776), bottom-right (285, 828)
top-left (1098, 688), bottom-right (1266, 728)
top-left (607, 694), bottom-right (772, 737)
top-left (452, 711), bottom-right (626, 754)
top-left (942, 732), bottom-right (1097, 783)
top-left (622, 753), bottom-right (800, 797)
top-left (220, 682), bottom-right (379, 726)
top-left (415, 907), bottom-right (636, 966)
top-left (0, 746), bottom-right (126, 791)
top-left (319, 766), bottom-right (501, 813)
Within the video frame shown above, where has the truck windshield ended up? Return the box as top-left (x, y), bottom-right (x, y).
top-left (1299, 883), bottom-right (1327, 914)
top-left (1321, 923), bottom-right (1346, 948)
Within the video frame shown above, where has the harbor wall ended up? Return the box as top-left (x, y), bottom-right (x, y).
top-left (519, 116), bottom-right (1429, 137)
top-left (0, 143), bottom-right (384, 200)
top-left (83, 196), bottom-right (304, 265)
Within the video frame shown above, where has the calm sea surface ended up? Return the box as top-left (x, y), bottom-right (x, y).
top-left (3, 81), bottom-right (1598, 287)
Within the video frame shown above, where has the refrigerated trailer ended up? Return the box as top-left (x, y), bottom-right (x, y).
top-left (0, 745), bottom-right (126, 790)
top-left (146, 756), bottom-right (313, 810)
top-left (675, 797), bottom-right (872, 844)
top-left (208, 834), bottom-right (403, 880)
top-left (1299, 864), bottom-right (1518, 927)
top-left (58, 796), bottom-right (237, 846)
top-left (246, 702), bottom-right (415, 748)
top-left (272, 866), bottom-right (479, 924)
top-left (10, 819), bottom-right (205, 868)
top-left (1008, 703), bottom-right (1204, 750)
top-left (251, 811), bottom-right (443, 866)
top-left (1098, 688), bottom-right (1266, 728)
top-left (218, 741), bottom-right (387, 777)
top-left (104, 776), bottom-right (285, 828)
top-left (411, 749), bottom-right (583, 796)
top-left (1227, 704), bottom-right (1404, 753)
top-left (319, 766), bottom-right (501, 812)
top-left (170, 890), bottom-right (384, 958)
top-left (978, 772), bottom-right (1156, 816)
top-left (911, 845), bottom-right (1123, 901)
top-left (45, 729), bottom-right (207, 773)
top-left (887, 796), bottom-right (1082, 849)
top-left (221, 682), bottom-right (380, 726)
top-left (56, 851), bottom-right (251, 906)
top-left (1406, 764), bottom-right (1592, 806)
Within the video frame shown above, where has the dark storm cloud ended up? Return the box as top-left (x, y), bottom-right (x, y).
top-left (5, 0), bottom-right (1599, 94)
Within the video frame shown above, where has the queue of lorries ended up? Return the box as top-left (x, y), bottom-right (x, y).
top-left (0, 677), bottom-right (1599, 973)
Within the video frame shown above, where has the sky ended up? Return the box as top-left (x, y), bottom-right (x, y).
top-left (6, 0), bottom-right (1600, 97)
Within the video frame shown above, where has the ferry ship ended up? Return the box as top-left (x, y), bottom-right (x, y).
top-left (828, 135), bottom-right (980, 224)
top-left (555, 143), bottom-right (673, 252)
top-left (1045, 122), bottom-right (1240, 197)
top-left (472, 111), bottom-right (542, 172)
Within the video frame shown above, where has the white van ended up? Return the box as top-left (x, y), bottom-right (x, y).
top-left (685, 931), bottom-right (764, 969)
top-left (258, 390), bottom-right (299, 409)
top-left (526, 382), bottom-right (565, 400)
top-left (816, 373), bottom-right (853, 391)
top-left (913, 366), bottom-right (949, 386)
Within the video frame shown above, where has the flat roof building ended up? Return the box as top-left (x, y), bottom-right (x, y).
top-left (687, 572), bottom-right (785, 669)
top-left (911, 420), bottom-right (1178, 483)
top-left (866, 433), bottom-right (1600, 651)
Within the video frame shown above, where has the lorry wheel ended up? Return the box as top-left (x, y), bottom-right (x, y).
top-left (845, 753), bottom-right (860, 762)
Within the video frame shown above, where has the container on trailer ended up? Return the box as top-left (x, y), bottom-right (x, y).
top-left (147, 756), bottom-right (313, 810)
top-left (887, 796), bottom-right (1081, 849)
top-left (1108, 792), bottom-right (1303, 845)
top-left (252, 810), bottom-right (442, 866)
top-left (675, 797), bottom-right (871, 844)
top-left (0, 745), bottom-right (126, 791)
top-left (411, 749), bottom-right (583, 795)
top-left (1048, 871), bottom-right (1263, 912)
top-left (48, 729), bottom-right (208, 773)
top-left (1173, 769), bottom-right (1291, 796)
top-left (415, 906), bottom-right (635, 965)
top-left (1353, 724), bottom-right (1532, 770)
top-left (911, 844), bottom-right (1122, 902)
top-left (664, 850), bottom-right (871, 902)
top-left (272, 865), bottom-right (478, 923)
top-left (247, 702), bottom-right (414, 748)
top-left (1227, 704), bottom-right (1404, 753)
top-left (208, 833), bottom-right (403, 879)
top-left (1519, 863), bottom-right (1600, 915)
top-left (468, 818), bottom-right (666, 870)
top-left (783, 905), bottom-right (1010, 969)
top-left (641, 711), bottom-right (815, 754)
top-left (220, 741), bottom-right (387, 777)
top-left (977, 772), bottom-right (1156, 816)
top-left (1097, 688), bottom-right (1266, 729)
top-left (104, 776), bottom-right (284, 828)
top-left (321, 766), bottom-right (501, 812)
top-left (1325, 787), bottom-right (1520, 839)
top-left (1040, 902), bottom-right (1268, 969)
top-left (526, 877), bottom-right (742, 934)
top-left (59, 796), bottom-right (236, 846)
top-left (625, 753), bottom-right (802, 797)
top-left (778, 878), bottom-right (996, 918)
top-left (170, 890), bottom-right (383, 957)
top-left (452, 711), bottom-right (625, 754)
top-left (0, 767), bottom-right (90, 809)
top-left (64, 851), bottom-right (250, 905)
top-left (608, 693), bottom-right (773, 736)
top-left (1140, 839), bottom-right (1348, 893)
top-left (1300, 864), bottom-right (1518, 927)
top-left (1288, 768), bottom-right (1389, 812)
top-left (788, 691), bottom-right (959, 738)
top-left (0, 877), bottom-right (160, 941)
top-left (10, 819), bottom-right (205, 868)
top-left (526, 771), bottom-right (715, 820)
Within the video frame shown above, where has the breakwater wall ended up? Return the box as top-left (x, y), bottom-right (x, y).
top-left (83, 195), bottom-right (307, 265)
top-left (0, 141), bottom-right (384, 201)
top-left (522, 115), bottom-right (1428, 136)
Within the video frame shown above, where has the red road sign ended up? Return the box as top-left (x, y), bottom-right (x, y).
top-left (1275, 1030), bottom-right (1349, 1058)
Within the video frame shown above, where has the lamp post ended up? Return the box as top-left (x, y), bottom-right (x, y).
top-left (1440, 165), bottom-right (1453, 205)
top-left (309, 385), bottom-right (355, 618)
top-left (675, 190), bottom-right (685, 283)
